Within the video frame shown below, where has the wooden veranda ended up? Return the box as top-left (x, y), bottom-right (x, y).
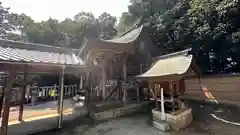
top-left (0, 39), bottom-right (84, 135)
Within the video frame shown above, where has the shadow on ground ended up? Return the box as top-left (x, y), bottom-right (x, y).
top-left (31, 101), bottom-right (240, 135)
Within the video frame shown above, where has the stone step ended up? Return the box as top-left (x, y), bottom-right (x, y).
top-left (153, 120), bottom-right (171, 132)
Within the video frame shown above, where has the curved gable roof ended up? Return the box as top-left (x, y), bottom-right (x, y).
top-left (78, 26), bottom-right (144, 56)
top-left (136, 48), bottom-right (194, 79)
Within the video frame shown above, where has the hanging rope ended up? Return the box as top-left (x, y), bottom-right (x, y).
top-left (197, 77), bottom-right (240, 126)
top-left (198, 78), bottom-right (218, 104)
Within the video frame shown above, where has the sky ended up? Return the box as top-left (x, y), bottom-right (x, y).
top-left (2, 0), bottom-right (130, 22)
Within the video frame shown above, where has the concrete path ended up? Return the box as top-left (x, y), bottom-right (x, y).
top-left (1, 99), bottom-right (73, 124)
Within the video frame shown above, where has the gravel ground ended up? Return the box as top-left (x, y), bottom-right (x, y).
top-left (33, 101), bottom-right (240, 135)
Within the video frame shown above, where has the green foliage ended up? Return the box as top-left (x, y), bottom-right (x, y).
top-left (0, 2), bottom-right (15, 39)
top-left (118, 0), bottom-right (240, 73)
top-left (3, 0), bottom-right (240, 74)
top-left (9, 11), bottom-right (117, 48)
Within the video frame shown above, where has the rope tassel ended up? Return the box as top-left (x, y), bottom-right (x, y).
top-left (200, 84), bottom-right (218, 104)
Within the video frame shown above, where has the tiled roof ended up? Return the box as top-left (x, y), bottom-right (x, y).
top-left (136, 49), bottom-right (193, 78)
top-left (105, 25), bottom-right (143, 43)
top-left (0, 39), bottom-right (84, 66)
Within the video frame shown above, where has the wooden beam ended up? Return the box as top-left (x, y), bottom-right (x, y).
top-left (57, 66), bottom-right (65, 129)
top-left (18, 66), bottom-right (28, 121)
top-left (0, 65), bottom-right (15, 135)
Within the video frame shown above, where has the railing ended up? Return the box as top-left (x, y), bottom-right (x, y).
top-left (9, 84), bottom-right (79, 105)
top-left (94, 80), bottom-right (118, 97)
top-left (37, 84), bottom-right (78, 99)
top-left (92, 80), bottom-right (139, 101)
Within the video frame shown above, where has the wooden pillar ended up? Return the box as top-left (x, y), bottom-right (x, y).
top-left (122, 59), bottom-right (127, 103)
top-left (89, 72), bottom-right (93, 92)
top-left (80, 74), bottom-right (83, 89)
top-left (86, 70), bottom-right (90, 104)
top-left (0, 76), bottom-right (7, 117)
top-left (1, 66), bottom-right (15, 135)
top-left (169, 80), bottom-right (175, 112)
top-left (57, 66), bottom-right (65, 129)
top-left (102, 61), bottom-right (107, 100)
top-left (57, 76), bottom-right (61, 114)
top-left (160, 88), bottom-right (165, 120)
top-left (109, 61), bottom-right (113, 80)
top-left (176, 80), bottom-right (181, 109)
top-left (53, 84), bottom-right (57, 100)
top-left (137, 86), bottom-right (140, 103)
top-left (140, 64), bottom-right (143, 74)
top-left (148, 82), bottom-right (152, 100)
top-left (18, 67), bottom-right (28, 121)
top-left (123, 59), bottom-right (127, 81)
top-left (176, 80), bottom-right (180, 96)
top-left (155, 85), bottom-right (159, 109)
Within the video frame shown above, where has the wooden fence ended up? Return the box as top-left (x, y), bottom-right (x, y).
top-left (184, 74), bottom-right (240, 105)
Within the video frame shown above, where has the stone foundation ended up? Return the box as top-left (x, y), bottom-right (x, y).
top-left (91, 102), bottom-right (147, 121)
top-left (152, 108), bottom-right (193, 131)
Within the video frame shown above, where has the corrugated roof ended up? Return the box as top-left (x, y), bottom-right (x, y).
top-left (0, 39), bottom-right (84, 66)
top-left (136, 49), bottom-right (192, 78)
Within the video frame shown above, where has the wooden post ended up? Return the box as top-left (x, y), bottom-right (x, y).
top-left (1, 65), bottom-right (15, 135)
top-left (57, 66), bottom-right (65, 129)
top-left (0, 77), bottom-right (7, 117)
top-left (155, 85), bottom-right (159, 109)
top-left (169, 80), bottom-right (175, 112)
top-left (160, 88), bottom-right (165, 120)
top-left (80, 75), bottom-right (83, 89)
top-left (176, 80), bottom-right (181, 109)
top-left (102, 62), bottom-right (106, 100)
top-left (123, 59), bottom-right (127, 81)
top-left (18, 67), bottom-right (28, 121)
top-left (137, 86), bottom-right (140, 103)
top-left (176, 80), bottom-right (180, 96)
top-left (54, 84), bottom-right (57, 100)
top-left (140, 64), bottom-right (143, 74)
top-left (122, 59), bottom-right (127, 103)
top-left (85, 70), bottom-right (90, 106)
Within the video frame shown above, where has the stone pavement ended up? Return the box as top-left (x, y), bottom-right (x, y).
top-left (35, 101), bottom-right (240, 135)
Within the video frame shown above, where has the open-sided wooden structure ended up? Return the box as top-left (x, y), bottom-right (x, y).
top-left (0, 39), bottom-right (84, 135)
